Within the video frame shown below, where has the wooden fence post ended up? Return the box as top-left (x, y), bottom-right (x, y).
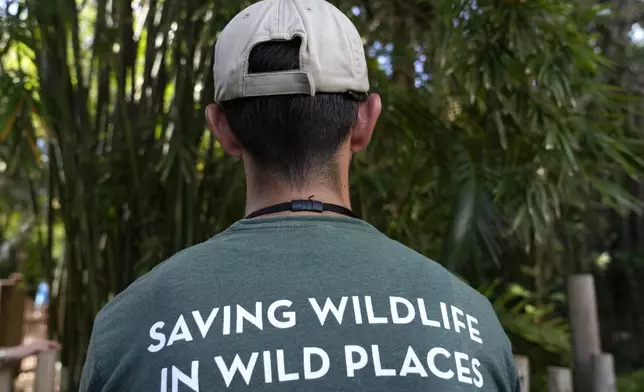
top-left (0, 369), bottom-right (12, 392)
top-left (514, 355), bottom-right (530, 392)
top-left (548, 367), bottom-right (573, 392)
top-left (0, 280), bottom-right (25, 391)
top-left (592, 353), bottom-right (616, 392)
top-left (568, 274), bottom-right (602, 392)
top-left (0, 280), bottom-right (26, 348)
top-left (34, 350), bottom-right (58, 392)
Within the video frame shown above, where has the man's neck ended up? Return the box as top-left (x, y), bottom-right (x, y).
top-left (244, 182), bottom-right (351, 218)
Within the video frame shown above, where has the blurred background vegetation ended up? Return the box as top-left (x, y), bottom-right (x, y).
top-left (2, 0), bottom-right (644, 390)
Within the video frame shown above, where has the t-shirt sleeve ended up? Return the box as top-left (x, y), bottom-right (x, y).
top-left (79, 328), bottom-right (106, 392)
top-left (481, 293), bottom-right (522, 392)
top-left (504, 335), bottom-right (522, 392)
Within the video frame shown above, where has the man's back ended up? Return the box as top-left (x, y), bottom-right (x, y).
top-left (81, 215), bottom-right (519, 391)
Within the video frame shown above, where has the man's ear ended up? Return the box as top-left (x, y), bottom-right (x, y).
top-left (350, 93), bottom-right (382, 153)
top-left (205, 104), bottom-right (243, 157)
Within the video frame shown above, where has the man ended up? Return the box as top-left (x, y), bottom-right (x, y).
top-left (80, 0), bottom-right (520, 391)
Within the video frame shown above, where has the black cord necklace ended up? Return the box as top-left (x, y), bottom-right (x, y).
top-left (245, 198), bottom-right (358, 219)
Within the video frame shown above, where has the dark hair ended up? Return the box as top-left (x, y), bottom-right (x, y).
top-left (221, 38), bottom-right (360, 189)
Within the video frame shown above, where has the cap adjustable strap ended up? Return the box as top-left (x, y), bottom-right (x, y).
top-left (243, 71), bottom-right (315, 97)
top-left (245, 199), bottom-right (357, 219)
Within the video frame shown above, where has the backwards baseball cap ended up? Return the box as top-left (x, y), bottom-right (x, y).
top-left (213, 0), bottom-right (369, 103)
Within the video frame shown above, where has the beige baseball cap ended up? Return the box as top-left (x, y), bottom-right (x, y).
top-left (213, 0), bottom-right (369, 103)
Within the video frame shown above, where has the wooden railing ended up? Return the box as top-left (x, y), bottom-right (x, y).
top-left (0, 350), bottom-right (58, 392)
top-left (1, 279), bottom-right (58, 392)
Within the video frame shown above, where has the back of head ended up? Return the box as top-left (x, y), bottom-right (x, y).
top-left (209, 0), bottom-right (374, 193)
top-left (221, 38), bottom-right (360, 189)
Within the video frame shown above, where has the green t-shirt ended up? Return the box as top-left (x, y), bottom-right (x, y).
top-left (80, 215), bottom-right (520, 391)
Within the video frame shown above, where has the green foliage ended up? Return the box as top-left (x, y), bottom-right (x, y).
top-left (482, 280), bottom-right (571, 392)
top-left (482, 281), bottom-right (571, 359)
top-left (617, 369), bottom-right (644, 392)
